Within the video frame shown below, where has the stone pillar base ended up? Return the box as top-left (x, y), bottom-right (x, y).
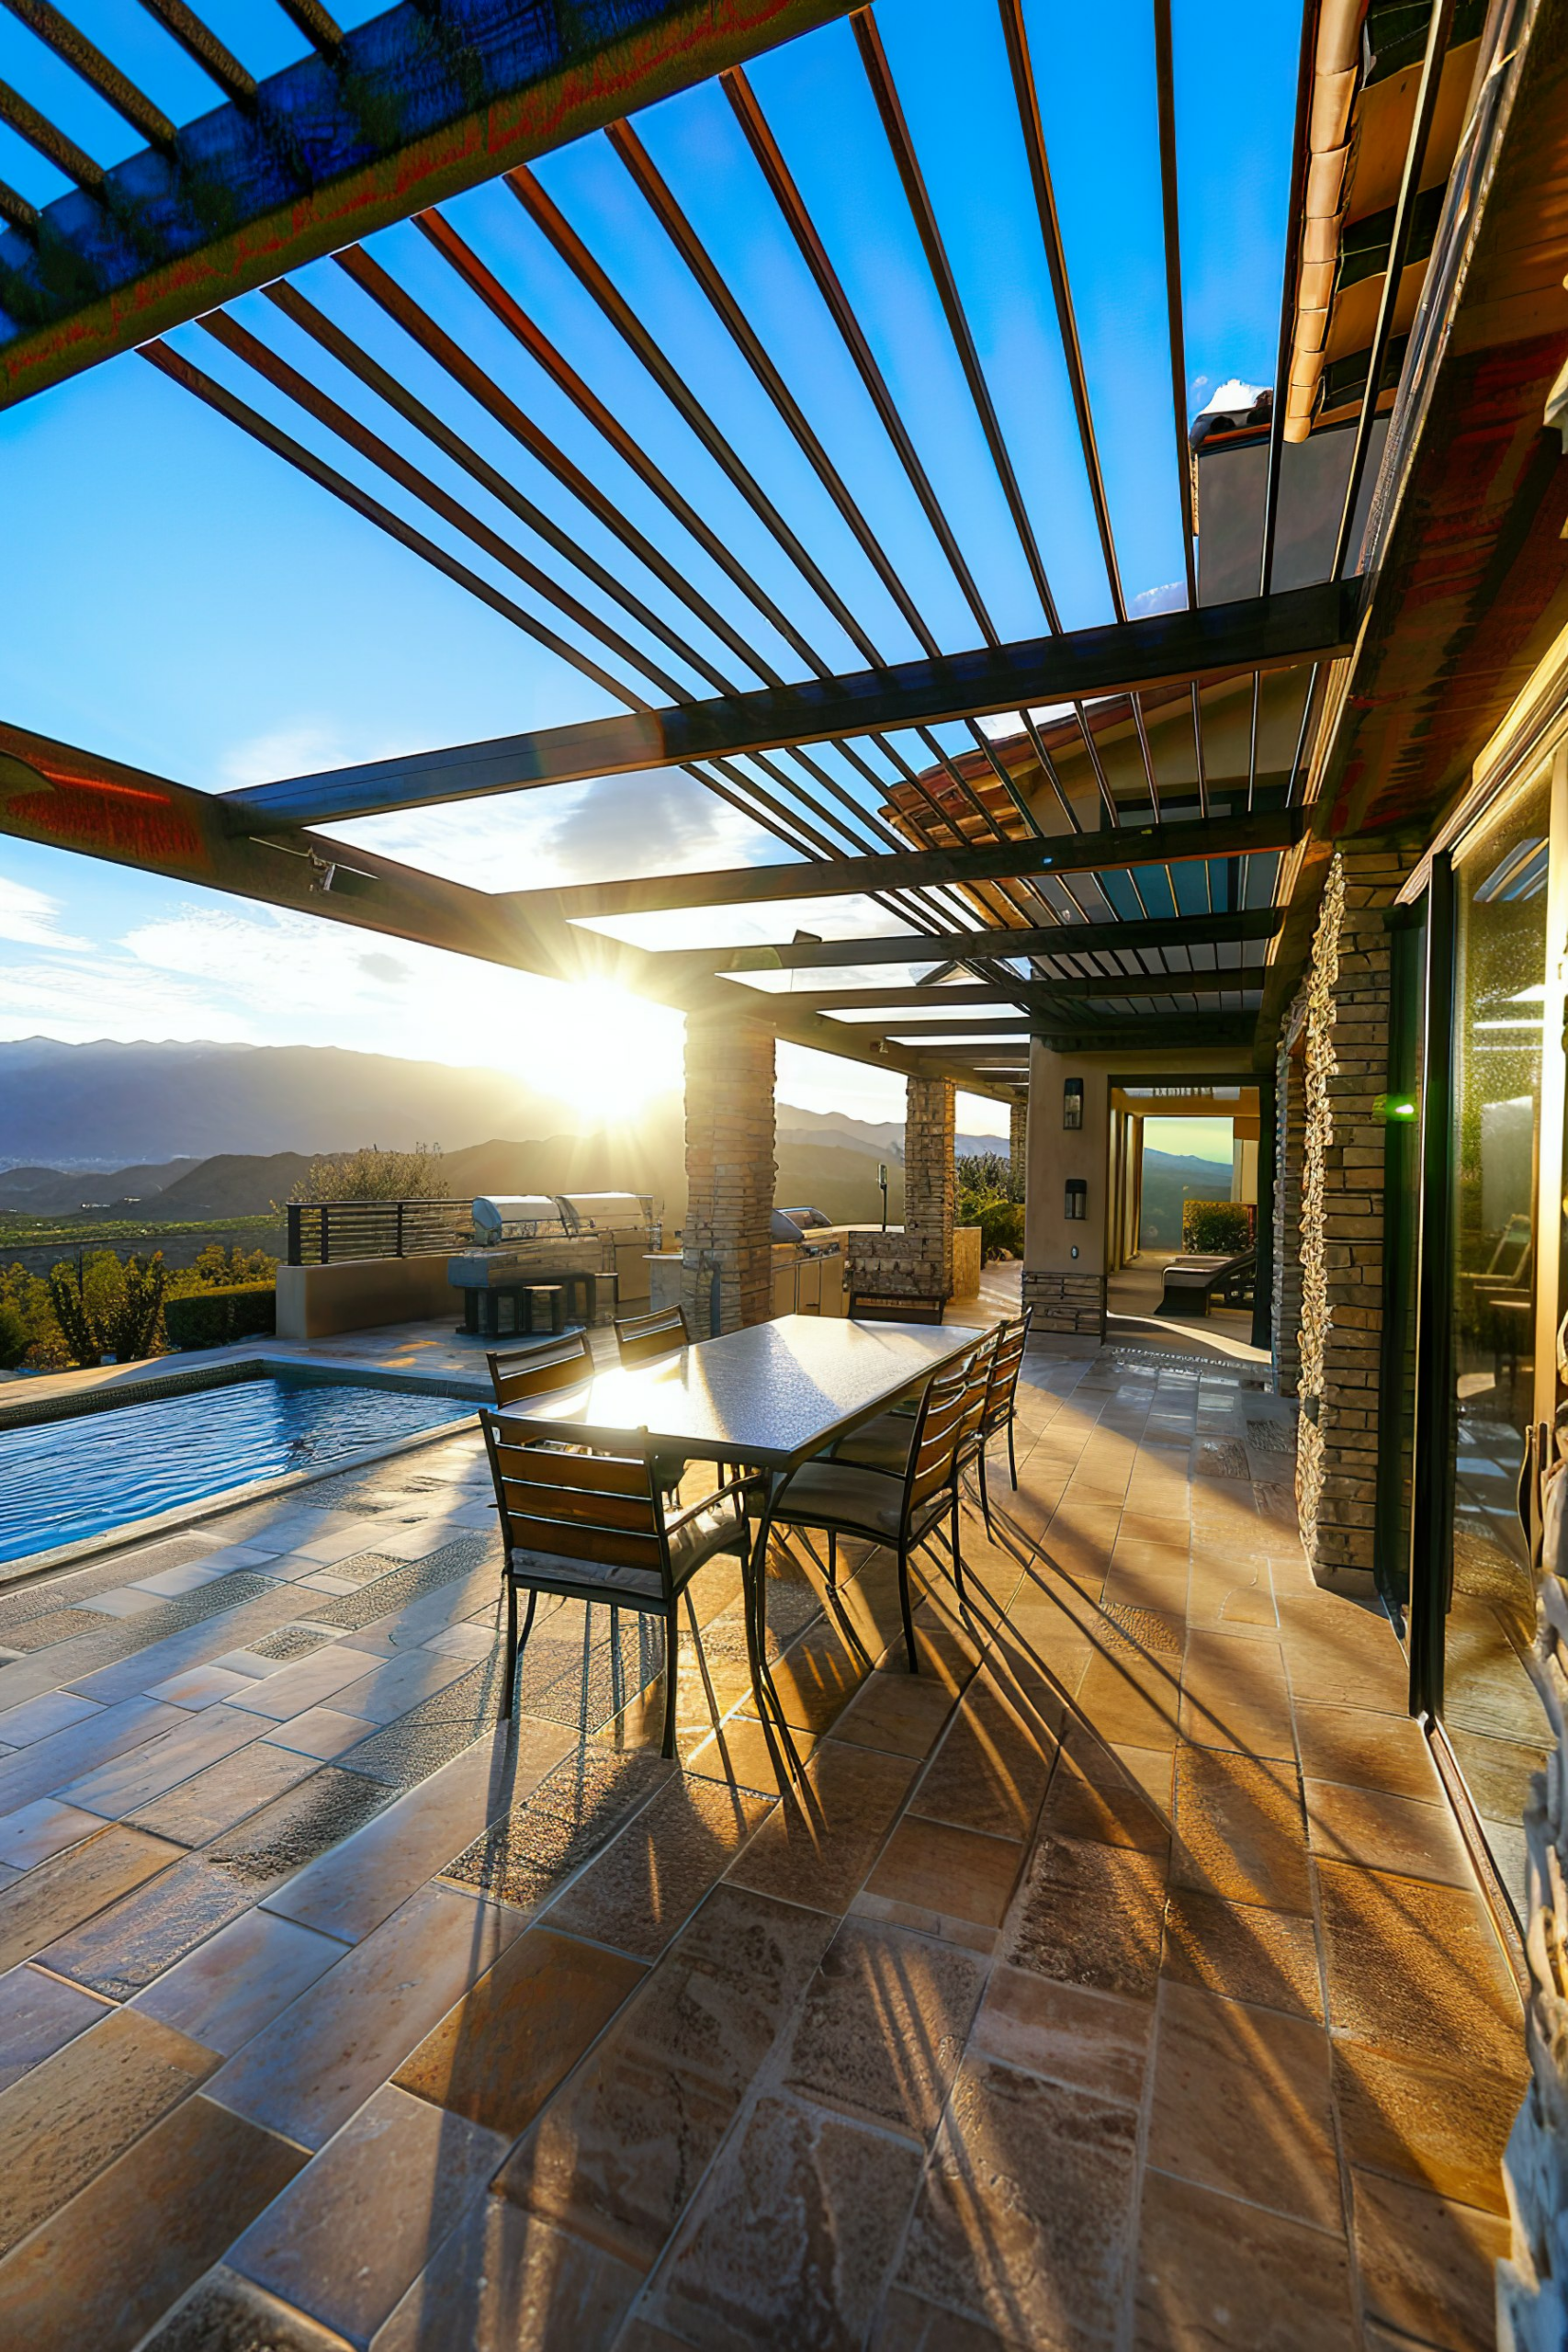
top-left (679, 1013), bottom-right (775, 1336)
top-left (1022, 1271), bottom-right (1105, 1337)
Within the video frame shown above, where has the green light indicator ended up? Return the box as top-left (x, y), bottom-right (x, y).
top-left (1375, 1092), bottom-right (1418, 1120)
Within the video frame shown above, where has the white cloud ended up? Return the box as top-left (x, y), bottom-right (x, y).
top-left (0, 876), bottom-right (90, 951)
top-left (1131, 582), bottom-right (1187, 617)
top-left (217, 722), bottom-right (406, 793)
top-left (0, 955), bottom-right (255, 1042)
top-left (335, 765), bottom-right (771, 896)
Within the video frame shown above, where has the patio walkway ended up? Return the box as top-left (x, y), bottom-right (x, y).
top-left (0, 1336), bottom-right (1525, 2349)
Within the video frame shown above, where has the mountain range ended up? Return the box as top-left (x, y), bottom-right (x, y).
top-left (0, 1040), bottom-right (1011, 1231)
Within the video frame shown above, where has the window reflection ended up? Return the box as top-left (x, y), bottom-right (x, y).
top-left (1447, 783), bottom-right (1551, 1912)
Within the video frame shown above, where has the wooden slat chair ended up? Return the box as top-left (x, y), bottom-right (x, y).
top-left (481, 1411), bottom-right (760, 1755)
top-left (486, 1329), bottom-right (594, 1408)
top-left (614, 1304), bottom-right (692, 1366)
top-left (761, 1369), bottom-right (969, 1671)
top-left (613, 1304), bottom-right (694, 1497)
top-left (849, 1293), bottom-right (945, 1325)
top-left (963, 1308), bottom-right (1032, 1530)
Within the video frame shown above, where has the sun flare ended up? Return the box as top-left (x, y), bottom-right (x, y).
top-left (518, 981), bottom-right (682, 1119)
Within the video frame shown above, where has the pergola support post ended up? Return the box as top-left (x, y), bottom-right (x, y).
top-left (847, 1076), bottom-right (954, 1306)
top-left (679, 1012), bottom-right (776, 1337)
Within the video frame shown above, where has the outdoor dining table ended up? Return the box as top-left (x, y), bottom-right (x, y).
top-left (498, 1311), bottom-right (983, 1748)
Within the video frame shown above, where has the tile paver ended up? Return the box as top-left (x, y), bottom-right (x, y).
top-left (0, 1328), bottom-right (1530, 2348)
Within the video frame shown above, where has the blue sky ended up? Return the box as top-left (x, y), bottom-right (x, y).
top-left (0, 0), bottom-right (1296, 1136)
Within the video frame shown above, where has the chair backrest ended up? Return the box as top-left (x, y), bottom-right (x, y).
top-left (850, 1294), bottom-right (945, 1326)
top-left (902, 1367), bottom-right (969, 1525)
top-left (983, 1310), bottom-right (1032, 1432)
top-left (956, 1329), bottom-right (1000, 1451)
top-left (615, 1304), bottom-right (691, 1367)
top-left (482, 1411), bottom-right (670, 1587)
top-left (486, 1329), bottom-right (593, 1409)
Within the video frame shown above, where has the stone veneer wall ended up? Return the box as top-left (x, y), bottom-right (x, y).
top-left (1500, 1566), bottom-right (1568, 2348)
top-left (1021, 1270), bottom-right (1105, 1335)
top-left (847, 1076), bottom-right (954, 1303)
top-left (1273, 1000), bottom-right (1308, 1397)
top-left (1292, 847), bottom-right (1414, 1585)
top-left (679, 1011), bottom-right (775, 1336)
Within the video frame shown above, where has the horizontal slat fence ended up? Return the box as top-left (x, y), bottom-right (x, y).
top-left (287, 1199), bottom-right (474, 1266)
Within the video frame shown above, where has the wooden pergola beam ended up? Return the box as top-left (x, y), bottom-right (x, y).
top-left (504, 808), bottom-right (1305, 922)
top-left (225, 582), bottom-right (1359, 828)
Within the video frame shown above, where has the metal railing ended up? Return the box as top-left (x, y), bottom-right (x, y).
top-left (286, 1198), bottom-right (475, 1266)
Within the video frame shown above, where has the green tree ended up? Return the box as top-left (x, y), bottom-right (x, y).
top-left (0, 1301), bottom-right (28, 1372)
top-left (295, 1143), bottom-right (448, 1203)
top-left (45, 1250), bottom-right (168, 1367)
top-left (0, 1264), bottom-right (65, 1370)
top-left (954, 1150), bottom-right (1024, 1262)
top-left (165, 1243), bottom-right (278, 1295)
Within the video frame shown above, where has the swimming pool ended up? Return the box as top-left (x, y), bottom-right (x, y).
top-left (0, 1371), bottom-right (474, 1564)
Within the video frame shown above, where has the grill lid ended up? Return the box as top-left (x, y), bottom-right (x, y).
top-left (553, 1192), bottom-right (654, 1231)
top-left (471, 1195), bottom-right (566, 1238)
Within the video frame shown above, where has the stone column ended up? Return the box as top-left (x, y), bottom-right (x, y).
top-left (679, 1011), bottom-right (775, 1338)
top-left (1009, 1094), bottom-right (1029, 1197)
top-left (1293, 846), bottom-right (1417, 1589)
top-left (904, 1076), bottom-right (955, 1299)
top-left (845, 1074), bottom-right (954, 1304)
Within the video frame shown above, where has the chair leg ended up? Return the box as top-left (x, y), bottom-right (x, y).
top-left (1007, 1419), bottom-right (1018, 1489)
top-left (951, 1490), bottom-right (965, 1599)
top-left (502, 1585), bottom-right (537, 1721)
top-left (897, 1542), bottom-right (919, 1674)
top-left (828, 1529), bottom-right (837, 1588)
top-left (979, 1446), bottom-right (992, 1532)
top-left (661, 1607), bottom-right (679, 1758)
top-left (501, 1579), bottom-right (517, 1720)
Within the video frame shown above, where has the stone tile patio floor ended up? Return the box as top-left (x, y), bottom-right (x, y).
top-left (0, 1340), bottom-right (1527, 2350)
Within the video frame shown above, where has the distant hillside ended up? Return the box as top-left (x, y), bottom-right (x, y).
top-left (1139, 1149), bottom-right (1236, 1250)
top-left (0, 1038), bottom-right (577, 1166)
top-left (0, 1159), bottom-right (201, 1214)
top-left (0, 1036), bottom-right (1010, 1241)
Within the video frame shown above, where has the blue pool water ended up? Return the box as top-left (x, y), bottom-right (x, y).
top-left (0, 1374), bottom-right (472, 1563)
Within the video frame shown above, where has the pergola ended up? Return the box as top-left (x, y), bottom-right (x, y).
top-left (0, 0), bottom-right (1440, 1112)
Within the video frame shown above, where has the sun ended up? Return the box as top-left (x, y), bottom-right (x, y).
top-left (522, 981), bottom-right (683, 1118)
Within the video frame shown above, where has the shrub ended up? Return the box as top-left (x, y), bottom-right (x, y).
top-left (296, 1143), bottom-right (447, 1204)
top-left (1181, 1198), bottom-right (1255, 1255)
top-left (0, 1301), bottom-right (28, 1371)
top-left (956, 1148), bottom-right (1021, 1204)
top-left (164, 1283), bottom-right (277, 1351)
top-left (0, 1263), bottom-right (64, 1370)
top-left (166, 1244), bottom-right (278, 1294)
top-left (46, 1250), bottom-right (167, 1366)
top-left (968, 1197), bottom-right (1024, 1262)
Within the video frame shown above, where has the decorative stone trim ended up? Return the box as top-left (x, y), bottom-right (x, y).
top-left (679, 1012), bottom-right (775, 1336)
top-left (1010, 1097), bottom-right (1029, 1197)
top-left (1292, 847), bottom-right (1416, 1585)
top-left (1273, 988), bottom-right (1308, 1399)
top-left (1022, 1269), bottom-right (1105, 1336)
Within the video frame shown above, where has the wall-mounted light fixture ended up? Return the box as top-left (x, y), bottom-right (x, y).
top-left (1063, 1077), bottom-right (1084, 1130)
top-left (1065, 1179), bottom-right (1088, 1221)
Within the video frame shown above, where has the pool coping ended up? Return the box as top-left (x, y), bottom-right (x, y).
top-left (0, 1350), bottom-right (491, 1430)
top-left (0, 1351), bottom-right (493, 1591)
